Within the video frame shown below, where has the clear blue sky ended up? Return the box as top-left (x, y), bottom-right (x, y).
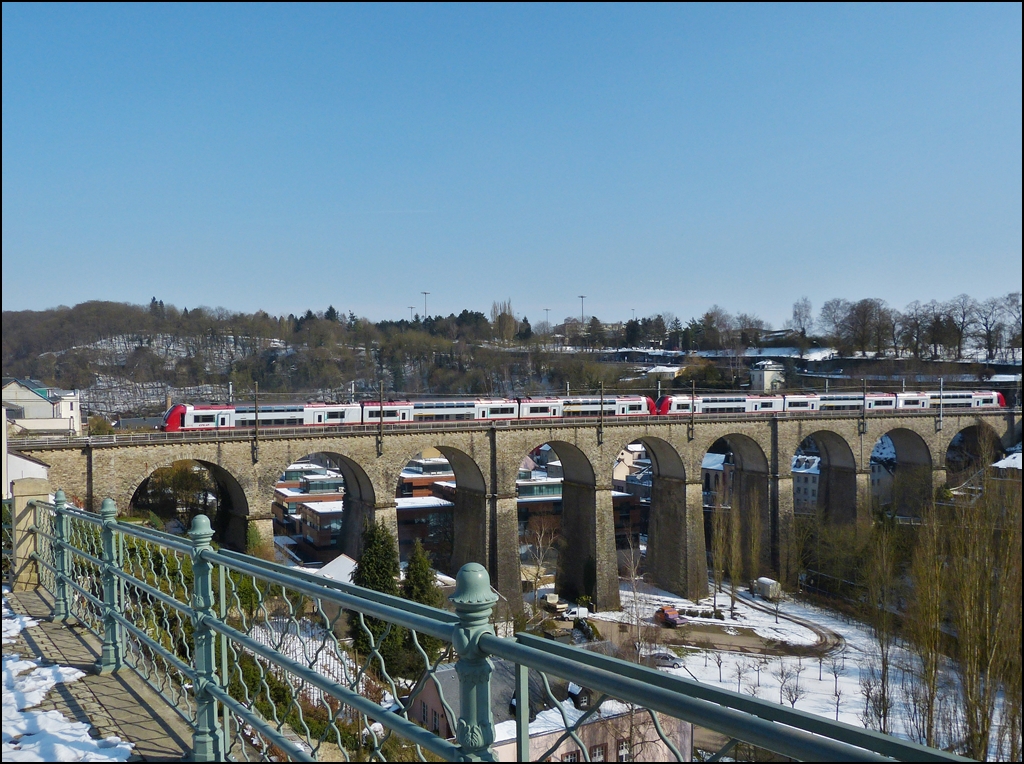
top-left (3, 4), bottom-right (1021, 326)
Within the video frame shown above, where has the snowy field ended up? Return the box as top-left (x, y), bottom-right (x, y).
top-left (588, 578), bottom-right (1003, 752)
top-left (592, 580), bottom-right (822, 647)
top-left (2, 593), bottom-right (133, 763)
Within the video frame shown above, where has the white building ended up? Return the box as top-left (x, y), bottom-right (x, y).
top-left (791, 455), bottom-right (820, 514)
top-left (749, 361), bottom-right (785, 392)
top-left (3, 378), bottom-right (82, 435)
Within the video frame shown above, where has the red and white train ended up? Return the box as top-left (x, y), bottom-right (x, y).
top-left (161, 390), bottom-right (1005, 432)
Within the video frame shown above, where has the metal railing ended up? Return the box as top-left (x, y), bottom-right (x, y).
top-left (9, 493), bottom-right (972, 762)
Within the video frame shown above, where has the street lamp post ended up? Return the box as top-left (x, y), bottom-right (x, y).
top-left (409, 306), bottom-right (416, 322)
top-left (421, 292), bottom-right (430, 318)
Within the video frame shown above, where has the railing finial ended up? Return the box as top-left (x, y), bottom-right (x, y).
top-left (100, 498), bottom-right (117, 522)
top-left (188, 514), bottom-right (214, 549)
top-left (54, 489), bottom-right (66, 509)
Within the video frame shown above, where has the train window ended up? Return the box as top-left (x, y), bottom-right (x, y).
top-left (788, 401), bottom-right (809, 408)
top-left (195, 415), bottom-right (216, 423)
top-left (529, 406), bottom-right (549, 414)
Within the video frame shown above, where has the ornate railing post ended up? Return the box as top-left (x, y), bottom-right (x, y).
top-left (450, 563), bottom-right (498, 762)
top-left (52, 490), bottom-right (70, 622)
top-left (189, 514), bottom-right (220, 762)
top-left (97, 498), bottom-right (122, 673)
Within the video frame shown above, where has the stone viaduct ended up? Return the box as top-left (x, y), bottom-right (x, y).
top-left (13, 409), bottom-right (1020, 612)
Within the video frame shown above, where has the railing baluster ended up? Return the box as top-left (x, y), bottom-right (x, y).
top-left (515, 662), bottom-right (530, 762)
top-left (52, 490), bottom-right (70, 622)
top-left (189, 514), bottom-right (221, 762)
top-left (450, 562), bottom-right (498, 762)
top-left (97, 498), bottom-right (122, 673)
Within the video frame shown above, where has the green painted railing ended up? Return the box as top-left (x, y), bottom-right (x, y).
top-left (15, 492), bottom-right (972, 762)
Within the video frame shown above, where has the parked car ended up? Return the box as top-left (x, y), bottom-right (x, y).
top-left (649, 652), bottom-right (684, 669)
top-left (654, 606), bottom-right (685, 627)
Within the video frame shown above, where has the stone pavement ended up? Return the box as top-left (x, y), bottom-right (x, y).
top-left (4, 589), bottom-right (193, 762)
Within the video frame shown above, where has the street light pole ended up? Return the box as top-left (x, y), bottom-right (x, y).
top-left (579, 295), bottom-right (586, 324)
top-left (409, 306), bottom-right (415, 322)
top-left (421, 291), bottom-right (430, 318)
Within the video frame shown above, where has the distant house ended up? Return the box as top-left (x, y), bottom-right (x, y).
top-left (701, 452), bottom-right (734, 508)
top-left (791, 455), bottom-right (820, 514)
top-left (3, 378), bottom-right (82, 435)
top-left (3, 407), bottom-right (51, 498)
top-left (749, 361), bottom-right (785, 393)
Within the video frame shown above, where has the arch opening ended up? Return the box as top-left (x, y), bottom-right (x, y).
top-left (870, 430), bottom-right (932, 520)
top-left (392, 446), bottom-right (487, 577)
top-left (128, 460), bottom-right (249, 551)
top-left (516, 440), bottom-right (618, 612)
top-left (945, 423), bottom-right (1005, 487)
top-left (613, 437), bottom-right (693, 596)
top-left (701, 435), bottom-right (770, 609)
top-left (792, 432), bottom-right (857, 525)
top-left (267, 452), bottom-right (375, 566)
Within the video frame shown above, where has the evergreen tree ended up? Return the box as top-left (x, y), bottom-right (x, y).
top-left (325, 305), bottom-right (339, 322)
top-left (349, 522), bottom-right (405, 668)
top-left (401, 539), bottom-right (444, 658)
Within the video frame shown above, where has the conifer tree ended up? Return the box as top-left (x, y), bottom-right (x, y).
top-left (401, 539), bottom-right (444, 659)
top-left (349, 521), bottom-right (405, 668)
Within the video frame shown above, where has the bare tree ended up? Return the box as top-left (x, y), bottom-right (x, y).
top-left (863, 522), bottom-right (899, 734)
top-left (900, 300), bottom-right (928, 359)
top-left (903, 502), bottom-right (944, 747)
top-left (834, 684), bottom-right (844, 721)
top-left (755, 650), bottom-right (771, 687)
top-left (733, 659), bottom-right (750, 693)
top-left (973, 297), bottom-right (1006, 362)
top-left (522, 515), bottom-right (561, 623)
top-left (772, 660), bottom-right (794, 705)
top-left (948, 471), bottom-right (1022, 760)
top-left (783, 672), bottom-right (806, 708)
top-left (829, 651), bottom-right (847, 696)
top-left (789, 297), bottom-right (813, 336)
top-left (818, 298), bottom-right (852, 354)
top-left (712, 650), bottom-right (726, 683)
top-left (946, 294), bottom-right (978, 360)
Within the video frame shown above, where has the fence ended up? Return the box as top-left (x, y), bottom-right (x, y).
top-left (5, 489), bottom-right (971, 762)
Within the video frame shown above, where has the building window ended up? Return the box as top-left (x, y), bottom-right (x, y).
top-left (433, 710), bottom-right (439, 733)
top-left (617, 739), bottom-right (631, 761)
top-left (421, 700), bottom-right (428, 724)
top-left (562, 751), bottom-right (580, 763)
top-left (590, 744), bottom-right (606, 761)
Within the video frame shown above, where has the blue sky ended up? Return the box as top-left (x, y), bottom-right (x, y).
top-left (2, 4), bottom-right (1020, 326)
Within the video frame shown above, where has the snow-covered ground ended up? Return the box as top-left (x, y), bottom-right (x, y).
top-left (592, 579), bottom-right (820, 646)
top-left (588, 578), bottom-right (982, 749)
top-left (2, 593), bottom-right (133, 762)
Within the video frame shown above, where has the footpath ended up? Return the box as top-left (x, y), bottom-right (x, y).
top-left (4, 589), bottom-right (193, 762)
